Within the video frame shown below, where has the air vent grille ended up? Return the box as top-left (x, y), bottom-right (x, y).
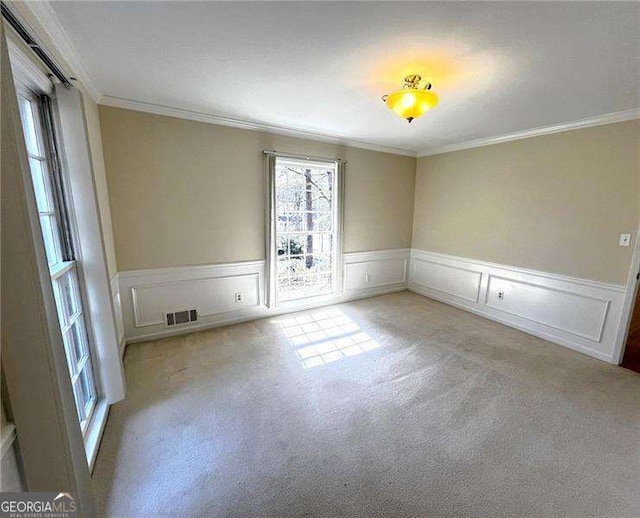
top-left (165, 308), bottom-right (198, 327)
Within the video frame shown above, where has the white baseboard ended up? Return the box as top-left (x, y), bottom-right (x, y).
top-left (117, 249), bottom-right (409, 345)
top-left (408, 249), bottom-right (626, 363)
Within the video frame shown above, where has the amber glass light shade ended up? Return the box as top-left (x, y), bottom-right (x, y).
top-left (383, 75), bottom-right (439, 123)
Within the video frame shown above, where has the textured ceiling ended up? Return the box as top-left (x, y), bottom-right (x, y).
top-left (50, 1), bottom-right (640, 154)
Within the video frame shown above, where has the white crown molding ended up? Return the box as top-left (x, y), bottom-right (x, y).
top-left (418, 108), bottom-right (640, 157)
top-left (99, 95), bottom-right (418, 158)
top-left (12, 0), bottom-right (102, 103)
top-left (102, 95), bottom-right (640, 160)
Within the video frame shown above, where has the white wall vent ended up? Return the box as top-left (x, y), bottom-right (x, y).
top-left (164, 309), bottom-right (198, 327)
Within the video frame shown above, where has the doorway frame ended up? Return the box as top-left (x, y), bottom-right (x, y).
top-left (612, 219), bottom-right (640, 364)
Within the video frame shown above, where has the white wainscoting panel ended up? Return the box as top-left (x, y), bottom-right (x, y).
top-left (118, 249), bottom-right (410, 344)
top-left (410, 258), bottom-right (482, 303)
top-left (409, 249), bottom-right (626, 363)
top-left (132, 273), bottom-right (261, 327)
top-left (116, 248), bottom-right (624, 363)
top-left (118, 261), bottom-right (265, 342)
top-left (344, 249), bottom-right (409, 292)
top-left (485, 275), bottom-right (609, 342)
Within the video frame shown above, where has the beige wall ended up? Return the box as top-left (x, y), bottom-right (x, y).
top-left (413, 120), bottom-right (640, 285)
top-left (99, 106), bottom-right (416, 271)
top-left (100, 104), bottom-right (639, 283)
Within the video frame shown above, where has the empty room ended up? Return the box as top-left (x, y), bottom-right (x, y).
top-left (1, 1), bottom-right (640, 517)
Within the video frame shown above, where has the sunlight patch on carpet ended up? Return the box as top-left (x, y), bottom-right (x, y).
top-left (277, 309), bottom-right (381, 368)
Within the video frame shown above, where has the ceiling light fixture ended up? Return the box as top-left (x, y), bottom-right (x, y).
top-left (382, 74), bottom-right (439, 123)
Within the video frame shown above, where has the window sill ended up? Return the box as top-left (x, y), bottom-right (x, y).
top-left (84, 397), bottom-right (109, 473)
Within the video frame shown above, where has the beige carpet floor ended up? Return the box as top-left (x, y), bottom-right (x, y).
top-left (92, 292), bottom-right (640, 517)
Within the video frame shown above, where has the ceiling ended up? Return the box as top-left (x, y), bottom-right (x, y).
top-left (47, 1), bottom-right (640, 156)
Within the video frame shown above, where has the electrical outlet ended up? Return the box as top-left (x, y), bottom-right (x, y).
top-left (619, 233), bottom-right (632, 247)
top-left (497, 291), bottom-right (504, 300)
top-left (235, 292), bottom-right (243, 303)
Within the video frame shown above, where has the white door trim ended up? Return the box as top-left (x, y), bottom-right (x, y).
top-left (612, 219), bottom-right (640, 364)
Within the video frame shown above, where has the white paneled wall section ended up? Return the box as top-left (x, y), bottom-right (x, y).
top-left (116, 250), bottom-right (409, 343)
top-left (409, 249), bottom-right (626, 363)
top-left (343, 249), bottom-right (409, 293)
top-left (112, 247), bottom-right (627, 363)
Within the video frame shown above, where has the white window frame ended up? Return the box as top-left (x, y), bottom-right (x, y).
top-left (265, 151), bottom-right (345, 308)
top-left (8, 39), bottom-right (114, 472)
top-left (16, 85), bottom-right (102, 437)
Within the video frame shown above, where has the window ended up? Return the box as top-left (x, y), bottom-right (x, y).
top-left (268, 155), bottom-right (344, 306)
top-left (17, 90), bottom-right (98, 435)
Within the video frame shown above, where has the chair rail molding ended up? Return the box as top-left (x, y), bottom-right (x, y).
top-left (408, 249), bottom-right (626, 363)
